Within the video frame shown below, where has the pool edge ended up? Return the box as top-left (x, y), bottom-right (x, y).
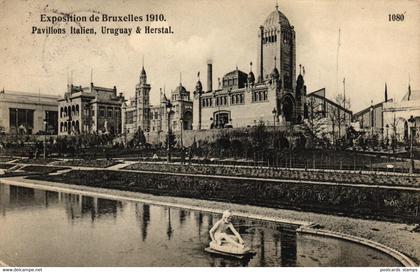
top-left (296, 226), bottom-right (418, 267)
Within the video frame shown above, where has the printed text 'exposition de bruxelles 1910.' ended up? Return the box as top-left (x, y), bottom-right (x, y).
top-left (32, 13), bottom-right (173, 35)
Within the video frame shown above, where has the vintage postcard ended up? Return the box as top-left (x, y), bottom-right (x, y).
top-left (0, 0), bottom-right (419, 270)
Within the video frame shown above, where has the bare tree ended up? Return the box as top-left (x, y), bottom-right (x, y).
top-left (303, 95), bottom-right (330, 146)
top-left (390, 112), bottom-right (400, 153)
top-left (329, 94), bottom-right (351, 143)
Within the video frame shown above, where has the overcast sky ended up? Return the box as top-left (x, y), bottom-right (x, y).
top-left (0, 0), bottom-right (418, 112)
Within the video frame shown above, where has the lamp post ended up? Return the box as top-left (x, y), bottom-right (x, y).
top-left (180, 116), bottom-right (183, 148)
top-left (43, 118), bottom-right (47, 159)
top-left (166, 101), bottom-right (173, 163)
top-left (408, 115), bottom-right (415, 173)
top-left (370, 103), bottom-right (374, 136)
top-left (272, 108), bottom-right (277, 147)
top-left (15, 108), bottom-right (18, 135)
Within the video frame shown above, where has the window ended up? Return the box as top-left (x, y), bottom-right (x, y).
top-left (108, 108), bottom-right (113, 118)
top-left (99, 107), bottom-right (105, 117)
top-left (9, 108), bottom-right (34, 134)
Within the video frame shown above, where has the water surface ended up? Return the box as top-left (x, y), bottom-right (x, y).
top-left (0, 183), bottom-right (400, 267)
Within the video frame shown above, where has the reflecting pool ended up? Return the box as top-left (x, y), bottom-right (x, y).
top-left (0, 183), bottom-right (400, 266)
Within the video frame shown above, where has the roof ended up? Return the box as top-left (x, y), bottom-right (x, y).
top-left (0, 90), bottom-right (59, 105)
top-left (353, 100), bottom-right (389, 118)
top-left (307, 88), bottom-right (325, 97)
top-left (264, 7), bottom-right (290, 28)
top-left (223, 69), bottom-right (247, 79)
top-left (402, 89), bottom-right (420, 101)
top-left (307, 92), bottom-right (352, 115)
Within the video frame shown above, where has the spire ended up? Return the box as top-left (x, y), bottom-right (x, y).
top-left (275, 0), bottom-right (279, 10)
top-left (163, 85), bottom-right (167, 101)
top-left (408, 82), bottom-right (411, 101)
top-left (274, 56), bottom-right (277, 69)
top-left (299, 64), bottom-right (302, 75)
top-left (343, 77), bottom-right (346, 109)
top-left (250, 61), bottom-right (253, 72)
top-left (302, 66), bottom-right (305, 77)
top-left (385, 82), bottom-right (388, 102)
top-left (140, 60), bottom-right (147, 85)
top-left (179, 72), bottom-right (182, 85)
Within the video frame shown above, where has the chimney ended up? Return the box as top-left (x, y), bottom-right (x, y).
top-left (207, 62), bottom-right (213, 92)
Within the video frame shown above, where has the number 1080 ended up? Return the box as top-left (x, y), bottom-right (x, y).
top-left (389, 14), bottom-right (404, 22)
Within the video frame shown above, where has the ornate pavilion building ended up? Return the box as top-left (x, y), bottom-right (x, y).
top-left (193, 4), bottom-right (306, 130)
top-left (123, 66), bottom-right (193, 136)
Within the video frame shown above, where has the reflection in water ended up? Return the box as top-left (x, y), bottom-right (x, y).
top-left (281, 227), bottom-right (297, 267)
top-left (0, 183), bottom-right (401, 267)
top-left (166, 208), bottom-right (173, 240)
top-left (179, 209), bottom-right (189, 227)
top-left (259, 230), bottom-right (266, 267)
top-left (195, 212), bottom-right (203, 241)
top-left (134, 203), bottom-right (150, 241)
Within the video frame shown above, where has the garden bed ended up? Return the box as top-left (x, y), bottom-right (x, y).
top-left (53, 159), bottom-right (118, 168)
top-left (124, 163), bottom-right (420, 188)
top-left (32, 169), bottom-right (420, 223)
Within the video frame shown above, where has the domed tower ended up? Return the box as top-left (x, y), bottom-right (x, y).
top-left (135, 64), bottom-right (151, 132)
top-left (257, 3), bottom-right (296, 92)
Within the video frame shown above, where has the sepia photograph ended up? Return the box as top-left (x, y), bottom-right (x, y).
top-left (0, 0), bottom-right (419, 270)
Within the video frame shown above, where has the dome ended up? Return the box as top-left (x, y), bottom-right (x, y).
top-left (175, 83), bottom-right (188, 95)
top-left (271, 67), bottom-right (279, 79)
top-left (248, 71), bottom-right (255, 84)
top-left (263, 7), bottom-right (290, 28)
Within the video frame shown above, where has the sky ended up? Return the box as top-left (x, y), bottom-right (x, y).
top-left (0, 0), bottom-right (418, 112)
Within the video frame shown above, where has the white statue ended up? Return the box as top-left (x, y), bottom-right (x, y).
top-left (207, 210), bottom-right (253, 256)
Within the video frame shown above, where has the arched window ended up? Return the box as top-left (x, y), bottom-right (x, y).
top-left (76, 105), bottom-right (79, 115)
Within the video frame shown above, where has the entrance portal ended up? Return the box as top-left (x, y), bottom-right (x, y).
top-left (282, 95), bottom-right (295, 122)
top-left (214, 111), bottom-right (230, 128)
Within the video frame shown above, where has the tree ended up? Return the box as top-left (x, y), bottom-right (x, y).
top-left (390, 112), bottom-right (400, 153)
top-left (130, 129), bottom-right (146, 147)
top-left (303, 95), bottom-right (330, 147)
top-left (329, 93), bottom-right (351, 144)
top-left (251, 121), bottom-right (270, 150)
